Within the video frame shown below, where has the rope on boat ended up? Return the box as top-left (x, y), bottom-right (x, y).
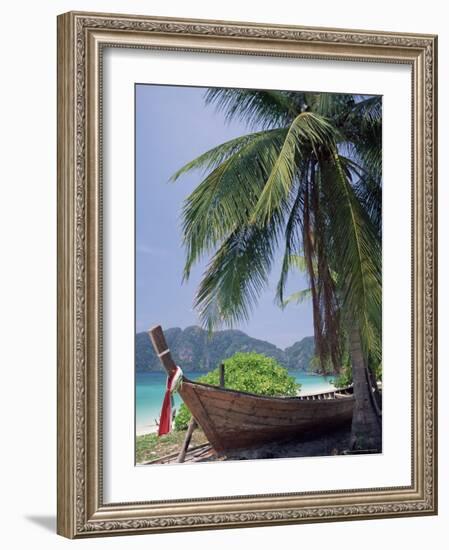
top-left (158, 365), bottom-right (184, 436)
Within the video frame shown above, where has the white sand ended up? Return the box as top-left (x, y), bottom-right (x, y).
top-left (136, 423), bottom-right (158, 437)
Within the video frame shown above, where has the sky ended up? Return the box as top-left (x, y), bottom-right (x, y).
top-left (135, 84), bottom-right (314, 349)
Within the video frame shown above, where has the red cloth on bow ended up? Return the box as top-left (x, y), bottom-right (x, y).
top-left (158, 369), bottom-right (177, 436)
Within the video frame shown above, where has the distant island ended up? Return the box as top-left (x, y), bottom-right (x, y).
top-left (135, 326), bottom-right (315, 372)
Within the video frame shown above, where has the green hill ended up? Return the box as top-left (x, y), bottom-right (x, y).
top-left (284, 337), bottom-right (315, 370)
top-left (135, 326), bottom-right (315, 372)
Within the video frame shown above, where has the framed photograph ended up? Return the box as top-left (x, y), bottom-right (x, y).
top-left (57, 11), bottom-right (438, 538)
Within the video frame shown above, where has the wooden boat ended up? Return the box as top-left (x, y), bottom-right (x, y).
top-left (149, 326), bottom-right (354, 453)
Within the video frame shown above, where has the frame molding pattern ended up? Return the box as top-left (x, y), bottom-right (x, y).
top-left (57, 11), bottom-right (437, 538)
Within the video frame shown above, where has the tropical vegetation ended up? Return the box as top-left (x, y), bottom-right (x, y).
top-left (175, 352), bottom-right (299, 430)
top-left (171, 89), bottom-right (382, 450)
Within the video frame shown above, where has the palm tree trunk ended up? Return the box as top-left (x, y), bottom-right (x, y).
top-left (349, 325), bottom-right (381, 451)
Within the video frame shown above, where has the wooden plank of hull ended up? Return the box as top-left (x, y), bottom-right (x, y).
top-left (179, 380), bottom-right (354, 453)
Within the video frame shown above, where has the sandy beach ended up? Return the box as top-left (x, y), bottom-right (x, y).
top-left (136, 423), bottom-right (159, 437)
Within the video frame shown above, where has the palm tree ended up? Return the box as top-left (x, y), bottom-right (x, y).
top-left (171, 89), bottom-right (382, 450)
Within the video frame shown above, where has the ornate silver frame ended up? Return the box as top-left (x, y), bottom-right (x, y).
top-left (57, 11), bottom-right (438, 538)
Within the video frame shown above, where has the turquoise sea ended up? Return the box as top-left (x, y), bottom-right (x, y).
top-left (136, 371), bottom-right (337, 435)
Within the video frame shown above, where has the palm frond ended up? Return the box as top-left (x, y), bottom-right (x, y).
top-left (204, 88), bottom-right (298, 130)
top-left (170, 129), bottom-right (282, 182)
top-left (275, 248), bottom-right (313, 310)
top-left (281, 288), bottom-right (312, 306)
top-left (194, 221), bottom-right (281, 330)
top-left (284, 254), bottom-right (308, 272)
top-left (275, 179), bottom-right (305, 306)
top-left (310, 93), bottom-right (355, 119)
top-left (181, 129), bottom-right (288, 277)
top-left (338, 155), bottom-right (382, 235)
top-left (303, 164), bottom-right (343, 372)
top-left (351, 96), bottom-right (382, 127)
top-left (251, 112), bottom-right (339, 225)
top-left (321, 153), bottom-right (382, 361)
top-left (343, 96), bottom-right (382, 183)
top-left (351, 133), bottom-right (382, 183)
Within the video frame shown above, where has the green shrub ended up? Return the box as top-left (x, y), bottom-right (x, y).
top-left (332, 351), bottom-right (382, 389)
top-left (332, 363), bottom-right (352, 388)
top-left (174, 352), bottom-right (299, 431)
top-left (173, 402), bottom-right (192, 431)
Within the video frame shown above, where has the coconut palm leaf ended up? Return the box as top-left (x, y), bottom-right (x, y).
top-left (283, 254), bottom-right (309, 272)
top-left (281, 288), bottom-right (312, 306)
top-left (275, 179), bottom-right (305, 306)
top-left (309, 92), bottom-right (356, 121)
top-left (321, 153), bottom-right (382, 360)
top-left (179, 129), bottom-right (288, 277)
top-left (170, 129), bottom-right (283, 182)
top-left (194, 220), bottom-right (283, 330)
top-left (351, 96), bottom-right (382, 127)
top-left (251, 112), bottom-right (340, 225)
top-left (275, 251), bottom-right (313, 309)
top-left (204, 88), bottom-right (298, 130)
top-left (344, 96), bottom-right (382, 183)
top-left (338, 155), bottom-right (382, 233)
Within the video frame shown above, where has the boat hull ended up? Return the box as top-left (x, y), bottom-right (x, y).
top-left (179, 380), bottom-right (354, 453)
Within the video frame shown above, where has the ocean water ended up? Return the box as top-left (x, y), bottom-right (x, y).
top-left (136, 371), bottom-right (336, 435)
